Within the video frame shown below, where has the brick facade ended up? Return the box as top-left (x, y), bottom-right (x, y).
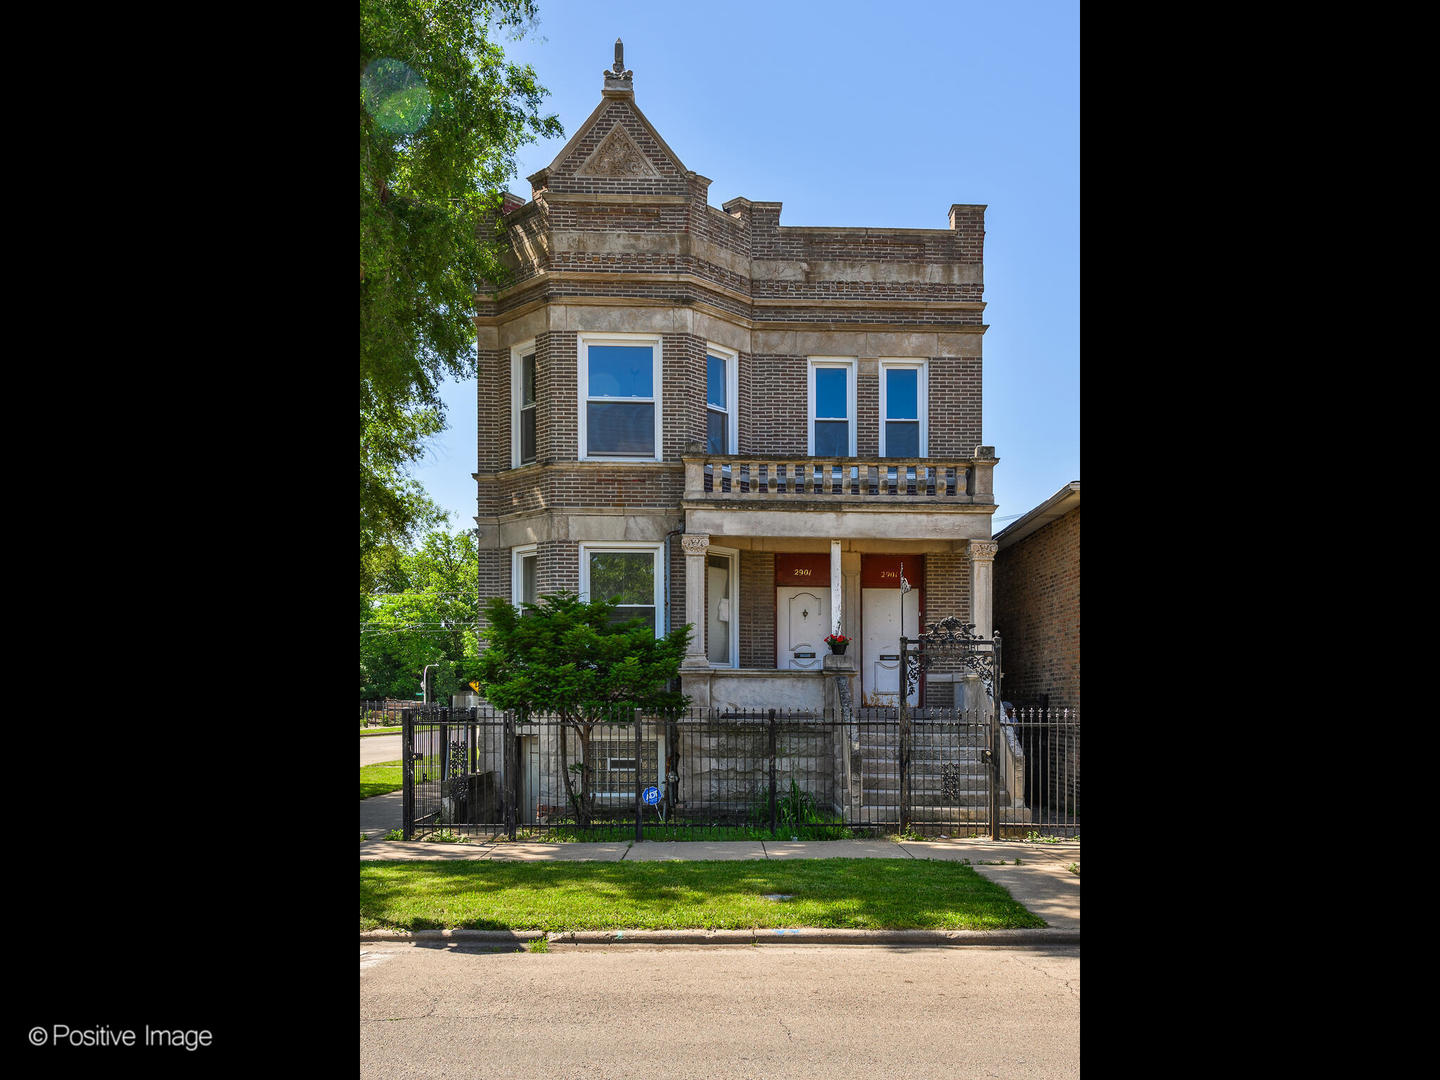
top-left (471, 50), bottom-right (996, 699)
top-left (993, 505), bottom-right (1080, 708)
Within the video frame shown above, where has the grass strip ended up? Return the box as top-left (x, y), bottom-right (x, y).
top-left (360, 726), bottom-right (402, 736)
top-left (359, 857), bottom-right (1045, 932)
top-left (361, 760), bottom-right (404, 800)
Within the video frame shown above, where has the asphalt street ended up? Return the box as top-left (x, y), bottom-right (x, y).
top-left (361, 734), bottom-right (401, 767)
top-left (360, 942), bottom-right (1080, 1079)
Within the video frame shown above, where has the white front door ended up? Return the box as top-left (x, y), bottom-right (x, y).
top-left (777, 586), bottom-right (830, 670)
top-left (861, 588), bottom-right (921, 706)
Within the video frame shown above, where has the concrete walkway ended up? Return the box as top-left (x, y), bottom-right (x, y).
top-left (360, 794), bottom-right (1079, 941)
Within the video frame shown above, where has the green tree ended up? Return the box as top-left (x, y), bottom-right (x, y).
top-left (360, 0), bottom-right (562, 593)
top-left (476, 593), bottom-right (691, 826)
top-left (360, 527), bottom-right (483, 702)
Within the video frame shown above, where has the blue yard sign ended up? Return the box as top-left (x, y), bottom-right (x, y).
top-left (642, 785), bottom-right (661, 805)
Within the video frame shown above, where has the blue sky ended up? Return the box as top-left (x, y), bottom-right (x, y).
top-left (411, 0), bottom-right (1079, 534)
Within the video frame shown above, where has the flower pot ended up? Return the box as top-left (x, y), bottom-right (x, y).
top-left (828, 642), bottom-right (848, 655)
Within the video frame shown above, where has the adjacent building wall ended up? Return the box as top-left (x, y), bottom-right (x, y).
top-left (993, 505), bottom-right (1080, 708)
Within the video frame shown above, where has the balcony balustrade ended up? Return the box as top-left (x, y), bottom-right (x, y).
top-left (682, 450), bottom-right (994, 505)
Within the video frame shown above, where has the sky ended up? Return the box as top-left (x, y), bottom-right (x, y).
top-left (410, 0), bottom-right (1079, 535)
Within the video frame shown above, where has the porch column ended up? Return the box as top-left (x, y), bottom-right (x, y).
top-left (680, 533), bottom-right (711, 668)
top-left (830, 539), bottom-right (843, 638)
top-left (968, 539), bottom-right (998, 640)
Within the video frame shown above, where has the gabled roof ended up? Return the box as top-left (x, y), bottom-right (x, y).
top-left (544, 91), bottom-right (688, 181)
top-left (994, 482), bottom-right (1080, 550)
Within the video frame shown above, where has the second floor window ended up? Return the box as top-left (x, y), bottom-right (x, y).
top-left (511, 342), bottom-right (538, 468)
top-left (706, 348), bottom-right (736, 454)
top-left (519, 351), bottom-right (536, 464)
top-left (809, 359), bottom-right (856, 457)
top-left (579, 335), bottom-right (661, 459)
top-left (880, 361), bottom-right (926, 457)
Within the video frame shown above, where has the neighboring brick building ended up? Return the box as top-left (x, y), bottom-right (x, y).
top-left (993, 482), bottom-right (1080, 709)
top-left (473, 43), bottom-right (999, 718)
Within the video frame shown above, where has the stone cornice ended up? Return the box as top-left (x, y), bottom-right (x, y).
top-left (477, 270), bottom-right (988, 332)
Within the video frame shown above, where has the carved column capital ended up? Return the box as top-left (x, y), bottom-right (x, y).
top-left (968, 540), bottom-right (998, 563)
top-left (680, 533), bottom-right (711, 557)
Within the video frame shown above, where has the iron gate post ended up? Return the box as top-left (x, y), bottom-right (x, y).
top-left (898, 636), bottom-right (911, 834)
top-left (635, 710), bottom-right (643, 844)
top-left (402, 708), bottom-right (414, 841)
top-left (503, 711), bottom-right (516, 841)
top-left (768, 709), bottom-right (778, 838)
top-left (990, 633), bottom-right (1002, 841)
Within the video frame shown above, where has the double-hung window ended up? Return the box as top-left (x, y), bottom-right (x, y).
top-left (879, 360), bottom-right (927, 457)
top-left (512, 544), bottom-right (538, 607)
top-left (808, 359), bottom-right (857, 457)
top-left (578, 334), bottom-right (661, 460)
top-left (511, 343), bottom-right (538, 467)
top-left (706, 346), bottom-right (737, 454)
top-left (580, 543), bottom-right (663, 635)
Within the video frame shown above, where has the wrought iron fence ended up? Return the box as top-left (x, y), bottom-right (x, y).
top-left (360, 700), bottom-right (415, 728)
top-left (394, 704), bottom-right (1080, 841)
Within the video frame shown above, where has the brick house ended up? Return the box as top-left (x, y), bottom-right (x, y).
top-left (992, 482), bottom-right (1080, 711)
top-left (473, 44), bottom-right (999, 722)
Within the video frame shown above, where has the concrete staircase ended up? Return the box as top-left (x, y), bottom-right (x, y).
top-left (851, 716), bottom-right (1025, 823)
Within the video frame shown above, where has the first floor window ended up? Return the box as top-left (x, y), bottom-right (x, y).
top-left (512, 545), bottom-right (538, 607)
top-left (581, 544), bottom-right (663, 634)
top-left (706, 547), bottom-right (738, 666)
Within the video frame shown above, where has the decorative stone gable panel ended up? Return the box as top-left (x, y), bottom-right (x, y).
top-left (575, 124), bottom-right (662, 179)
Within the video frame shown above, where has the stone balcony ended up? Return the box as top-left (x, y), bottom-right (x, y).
top-left (683, 445), bottom-right (995, 503)
top-left (680, 445), bottom-right (996, 540)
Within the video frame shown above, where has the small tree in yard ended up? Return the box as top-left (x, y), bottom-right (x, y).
top-left (475, 591), bottom-right (691, 826)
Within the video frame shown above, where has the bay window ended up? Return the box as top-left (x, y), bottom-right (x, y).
top-left (580, 543), bottom-right (663, 635)
top-left (578, 334), bottom-right (662, 460)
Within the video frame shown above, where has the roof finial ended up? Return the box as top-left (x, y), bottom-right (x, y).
top-left (604, 37), bottom-right (633, 87)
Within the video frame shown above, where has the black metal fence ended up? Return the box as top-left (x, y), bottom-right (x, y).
top-left (360, 700), bottom-right (414, 728)
top-left (395, 705), bottom-right (1080, 842)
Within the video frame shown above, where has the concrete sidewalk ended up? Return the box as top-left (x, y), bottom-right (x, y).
top-left (359, 817), bottom-right (1080, 940)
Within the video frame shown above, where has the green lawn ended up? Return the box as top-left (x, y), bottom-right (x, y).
top-left (361, 760), bottom-right (404, 800)
top-left (358, 857), bottom-right (1046, 932)
top-left (360, 726), bottom-right (402, 736)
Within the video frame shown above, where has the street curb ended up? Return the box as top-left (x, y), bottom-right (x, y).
top-left (360, 927), bottom-right (1077, 946)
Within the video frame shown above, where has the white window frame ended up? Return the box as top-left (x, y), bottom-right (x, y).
top-left (704, 544), bottom-right (740, 669)
top-left (705, 343), bottom-right (739, 455)
top-left (578, 541), bottom-right (665, 638)
top-left (878, 358), bottom-right (928, 458)
top-left (510, 340), bottom-right (538, 469)
top-left (807, 358), bottom-right (858, 457)
top-left (577, 333), bottom-right (663, 462)
top-left (511, 544), bottom-right (538, 607)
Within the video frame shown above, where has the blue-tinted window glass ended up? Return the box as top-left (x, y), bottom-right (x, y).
top-left (814, 420), bottom-right (848, 457)
top-left (815, 368), bottom-right (847, 419)
top-left (707, 354), bottom-right (727, 409)
top-left (885, 368), bottom-right (918, 420)
top-left (587, 345), bottom-right (653, 398)
top-left (885, 421), bottom-right (919, 457)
